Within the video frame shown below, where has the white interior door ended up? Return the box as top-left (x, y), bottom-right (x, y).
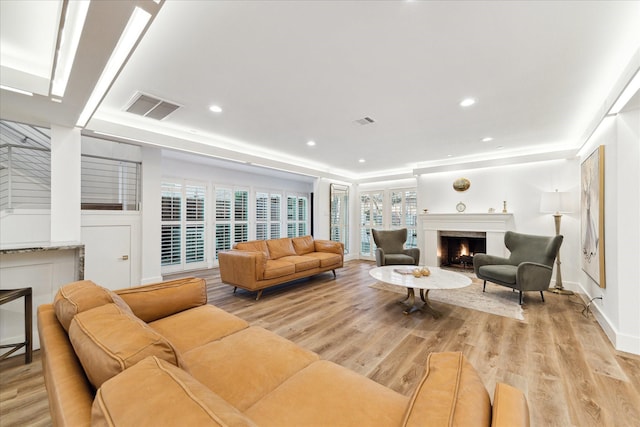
top-left (82, 225), bottom-right (131, 290)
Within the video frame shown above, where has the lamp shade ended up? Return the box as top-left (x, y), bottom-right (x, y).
top-left (540, 189), bottom-right (572, 214)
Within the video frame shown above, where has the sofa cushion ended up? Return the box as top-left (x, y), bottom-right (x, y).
top-left (149, 305), bottom-right (249, 354)
top-left (115, 277), bottom-right (207, 323)
top-left (92, 356), bottom-right (257, 427)
top-left (246, 360), bottom-right (408, 427)
top-left (69, 303), bottom-right (179, 389)
top-left (266, 237), bottom-right (296, 260)
top-left (292, 235), bottom-right (315, 255)
top-left (263, 259), bottom-right (296, 279)
top-left (402, 352), bottom-right (491, 427)
top-left (234, 240), bottom-right (269, 258)
top-left (305, 251), bottom-right (342, 268)
top-left (182, 326), bottom-right (319, 411)
top-left (54, 280), bottom-right (131, 332)
top-left (278, 255), bottom-right (321, 272)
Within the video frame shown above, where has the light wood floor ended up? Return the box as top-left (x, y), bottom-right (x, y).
top-left (2, 260), bottom-right (639, 426)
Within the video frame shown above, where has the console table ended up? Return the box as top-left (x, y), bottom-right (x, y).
top-left (0, 287), bottom-right (32, 364)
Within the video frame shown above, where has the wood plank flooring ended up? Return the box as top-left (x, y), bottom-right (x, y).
top-left (1, 260), bottom-right (639, 426)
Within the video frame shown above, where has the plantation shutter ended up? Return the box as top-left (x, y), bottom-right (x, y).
top-left (161, 183), bottom-right (182, 266)
top-left (215, 188), bottom-right (232, 259)
top-left (185, 185), bottom-right (205, 263)
top-left (270, 194), bottom-right (281, 239)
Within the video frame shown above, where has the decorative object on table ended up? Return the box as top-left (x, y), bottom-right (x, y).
top-left (488, 208), bottom-right (495, 213)
top-left (502, 201), bottom-right (507, 213)
top-left (581, 145), bottom-right (605, 288)
top-left (453, 177), bottom-right (471, 192)
top-left (412, 268), bottom-right (422, 278)
top-left (420, 267), bottom-right (431, 276)
top-left (540, 188), bottom-right (573, 295)
top-left (456, 202), bottom-right (466, 212)
top-left (473, 231), bottom-right (563, 305)
top-left (423, 208), bottom-right (429, 213)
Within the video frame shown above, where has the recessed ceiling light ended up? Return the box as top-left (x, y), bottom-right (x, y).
top-left (482, 137), bottom-right (493, 142)
top-left (306, 140), bottom-right (316, 146)
top-left (209, 105), bottom-right (223, 113)
top-left (447, 154), bottom-right (453, 157)
top-left (358, 158), bottom-right (366, 163)
top-left (459, 98), bottom-right (476, 107)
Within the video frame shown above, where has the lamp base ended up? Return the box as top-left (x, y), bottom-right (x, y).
top-left (548, 287), bottom-right (574, 295)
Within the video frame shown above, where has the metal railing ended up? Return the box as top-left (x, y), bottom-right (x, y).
top-left (0, 144), bottom-right (52, 210)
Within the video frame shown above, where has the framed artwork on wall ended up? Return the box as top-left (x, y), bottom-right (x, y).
top-left (581, 145), bottom-right (605, 288)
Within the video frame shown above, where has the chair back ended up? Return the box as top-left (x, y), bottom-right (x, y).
top-left (371, 228), bottom-right (407, 254)
top-left (504, 231), bottom-right (563, 267)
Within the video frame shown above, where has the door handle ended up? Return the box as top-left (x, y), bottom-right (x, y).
top-left (120, 255), bottom-right (129, 261)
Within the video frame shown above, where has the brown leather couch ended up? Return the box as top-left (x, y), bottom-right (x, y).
top-left (38, 277), bottom-right (530, 427)
top-left (218, 235), bottom-right (344, 299)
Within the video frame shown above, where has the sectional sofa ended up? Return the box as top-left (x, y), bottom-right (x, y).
top-left (218, 235), bottom-right (344, 299)
top-left (38, 277), bottom-right (530, 427)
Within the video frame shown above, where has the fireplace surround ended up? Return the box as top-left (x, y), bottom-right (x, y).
top-left (419, 213), bottom-right (515, 267)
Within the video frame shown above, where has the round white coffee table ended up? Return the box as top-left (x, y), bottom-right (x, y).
top-left (369, 266), bottom-right (471, 317)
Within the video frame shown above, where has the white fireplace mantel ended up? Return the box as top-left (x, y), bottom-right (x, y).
top-left (419, 213), bottom-right (515, 266)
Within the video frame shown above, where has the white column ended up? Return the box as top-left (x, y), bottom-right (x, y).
top-left (50, 125), bottom-right (81, 243)
top-left (140, 146), bottom-right (162, 284)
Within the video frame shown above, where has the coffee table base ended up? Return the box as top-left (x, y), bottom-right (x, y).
top-left (399, 288), bottom-right (442, 318)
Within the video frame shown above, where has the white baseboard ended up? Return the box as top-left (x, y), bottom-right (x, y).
top-left (573, 281), bottom-right (640, 356)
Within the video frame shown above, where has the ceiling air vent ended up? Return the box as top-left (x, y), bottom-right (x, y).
top-left (124, 92), bottom-right (181, 120)
top-left (355, 116), bottom-right (375, 125)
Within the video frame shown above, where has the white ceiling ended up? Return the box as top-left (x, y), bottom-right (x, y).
top-left (2, 1), bottom-right (640, 181)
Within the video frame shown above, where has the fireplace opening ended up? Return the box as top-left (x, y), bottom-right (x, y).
top-left (440, 231), bottom-right (486, 269)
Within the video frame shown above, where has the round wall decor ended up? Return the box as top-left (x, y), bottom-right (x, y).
top-left (456, 202), bottom-right (466, 212)
top-left (453, 177), bottom-right (471, 192)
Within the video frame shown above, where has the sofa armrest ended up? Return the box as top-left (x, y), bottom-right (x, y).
top-left (38, 304), bottom-right (94, 427)
top-left (473, 254), bottom-right (511, 276)
top-left (375, 247), bottom-right (385, 266)
top-left (115, 277), bottom-right (207, 323)
top-left (516, 262), bottom-right (553, 291)
top-left (314, 239), bottom-right (344, 255)
top-left (218, 250), bottom-right (266, 285)
top-left (402, 352), bottom-right (491, 427)
top-left (491, 383), bottom-right (530, 427)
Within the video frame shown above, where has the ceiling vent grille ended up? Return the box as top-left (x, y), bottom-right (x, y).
top-left (355, 116), bottom-right (375, 125)
top-left (124, 92), bottom-right (181, 120)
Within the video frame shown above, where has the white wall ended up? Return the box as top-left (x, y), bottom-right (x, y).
top-left (416, 159), bottom-right (581, 285)
top-left (578, 107), bottom-right (640, 355)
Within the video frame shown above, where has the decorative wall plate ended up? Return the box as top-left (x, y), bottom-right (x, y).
top-left (456, 202), bottom-right (466, 212)
top-left (453, 177), bottom-right (471, 192)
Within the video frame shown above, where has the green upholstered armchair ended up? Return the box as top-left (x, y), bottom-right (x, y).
top-left (371, 228), bottom-right (420, 267)
top-left (473, 231), bottom-right (563, 305)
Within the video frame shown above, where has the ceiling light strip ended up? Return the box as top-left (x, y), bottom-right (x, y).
top-left (608, 69), bottom-right (640, 115)
top-left (76, 6), bottom-right (151, 127)
top-left (0, 85), bottom-right (33, 96)
top-left (51, 0), bottom-right (91, 97)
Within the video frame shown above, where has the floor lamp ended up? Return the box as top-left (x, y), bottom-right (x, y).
top-left (540, 189), bottom-right (573, 295)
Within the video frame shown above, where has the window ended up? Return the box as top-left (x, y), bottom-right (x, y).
top-left (330, 184), bottom-right (349, 254)
top-left (256, 191), bottom-right (282, 240)
top-left (161, 181), bottom-right (207, 272)
top-left (214, 187), bottom-right (249, 260)
top-left (392, 189), bottom-right (418, 248)
top-left (286, 194), bottom-right (308, 237)
top-left (359, 191), bottom-right (383, 257)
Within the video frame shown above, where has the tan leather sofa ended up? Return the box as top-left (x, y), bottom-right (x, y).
top-left (218, 235), bottom-right (344, 299)
top-left (38, 277), bottom-right (530, 427)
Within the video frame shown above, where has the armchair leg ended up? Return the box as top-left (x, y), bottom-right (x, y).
top-left (332, 269), bottom-right (336, 278)
top-left (519, 291), bottom-right (523, 305)
top-left (255, 290), bottom-right (263, 301)
top-left (540, 291), bottom-right (545, 302)
top-left (233, 287), bottom-right (237, 294)
top-left (483, 281), bottom-right (486, 292)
